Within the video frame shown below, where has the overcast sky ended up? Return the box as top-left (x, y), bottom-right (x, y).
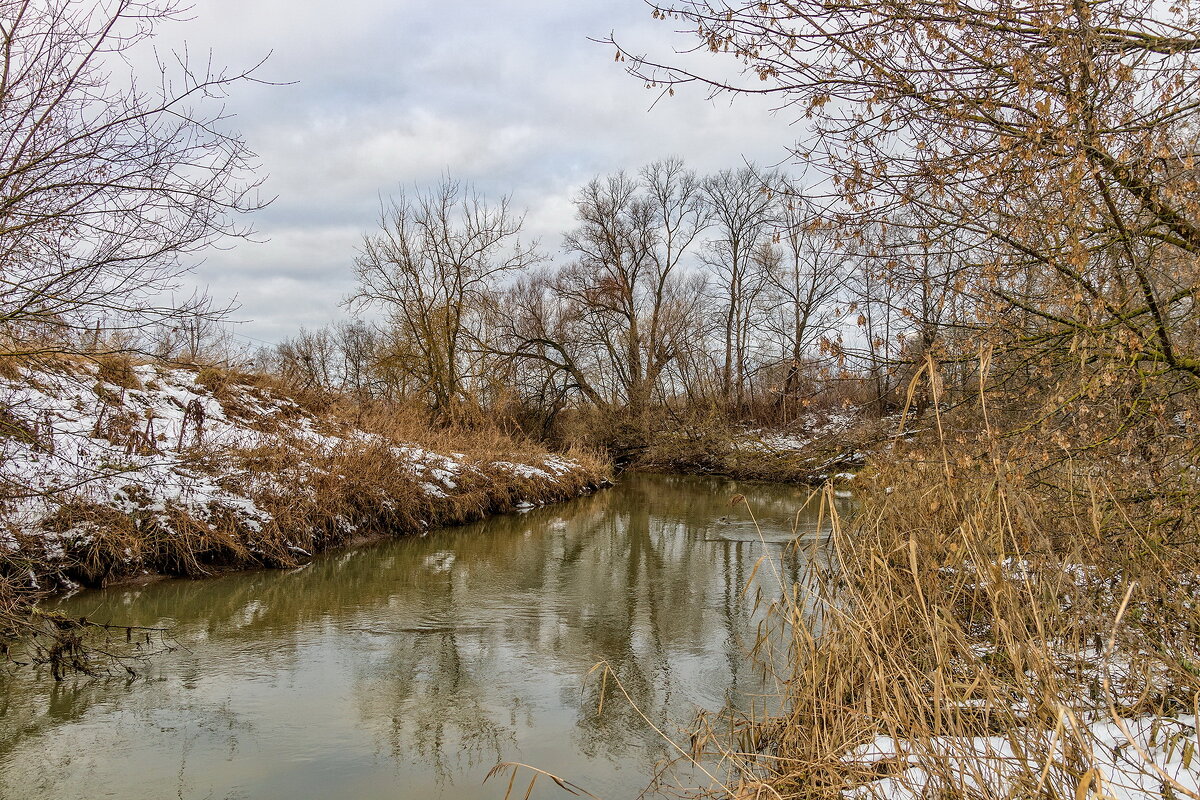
top-left (164, 1), bottom-right (802, 346)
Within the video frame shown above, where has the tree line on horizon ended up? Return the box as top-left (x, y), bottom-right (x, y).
top-left (259, 163), bottom-right (963, 436)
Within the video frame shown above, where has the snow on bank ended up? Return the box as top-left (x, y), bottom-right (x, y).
top-left (845, 715), bottom-right (1200, 799)
top-left (835, 559), bottom-right (1200, 799)
top-left (0, 359), bottom-right (595, 577)
top-left (726, 412), bottom-right (874, 482)
top-left (736, 412), bottom-right (861, 454)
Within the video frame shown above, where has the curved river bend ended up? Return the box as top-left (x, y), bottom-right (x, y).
top-left (0, 473), bottom-right (836, 799)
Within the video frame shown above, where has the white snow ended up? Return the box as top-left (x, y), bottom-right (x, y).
top-left (0, 358), bottom-right (589, 576)
top-left (736, 412), bottom-right (861, 455)
top-left (844, 715), bottom-right (1200, 799)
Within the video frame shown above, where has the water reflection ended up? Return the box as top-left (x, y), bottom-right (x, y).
top-left (0, 473), bottom-right (836, 800)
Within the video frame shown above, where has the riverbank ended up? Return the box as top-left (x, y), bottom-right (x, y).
top-left (701, 434), bottom-right (1200, 799)
top-left (0, 355), bottom-right (610, 625)
top-left (631, 409), bottom-right (889, 484)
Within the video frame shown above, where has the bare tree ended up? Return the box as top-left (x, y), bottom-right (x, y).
top-left (0, 0), bottom-right (267, 353)
top-left (497, 161), bottom-right (709, 419)
top-left (347, 177), bottom-right (540, 415)
top-left (148, 294), bottom-right (240, 364)
top-left (638, 158), bottom-right (711, 407)
top-left (497, 271), bottom-right (610, 410)
top-left (759, 187), bottom-right (844, 419)
top-left (849, 225), bottom-right (904, 414)
top-left (332, 319), bottom-right (380, 397)
top-left (273, 327), bottom-right (338, 392)
top-left (702, 166), bottom-right (777, 409)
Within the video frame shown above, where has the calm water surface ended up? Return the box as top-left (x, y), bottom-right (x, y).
top-left (0, 473), bottom-right (834, 799)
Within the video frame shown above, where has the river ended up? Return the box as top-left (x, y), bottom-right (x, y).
top-left (0, 473), bottom-right (837, 799)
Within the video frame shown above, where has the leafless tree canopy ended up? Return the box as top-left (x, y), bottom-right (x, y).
top-left (0, 0), bottom-right (267, 354)
top-left (294, 161), bottom-right (944, 429)
top-left (345, 177), bottom-right (540, 414)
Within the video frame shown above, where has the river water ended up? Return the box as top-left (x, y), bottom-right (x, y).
top-left (0, 473), bottom-right (836, 799)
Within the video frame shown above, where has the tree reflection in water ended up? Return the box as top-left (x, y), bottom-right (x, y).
top-left (0, 474), bottom-right (840, 800)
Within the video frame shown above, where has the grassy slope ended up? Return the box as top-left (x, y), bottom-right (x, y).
top-left (633, 409), bottom-right (890, 484)
top-left (0, 355), bottom-right (610, 610)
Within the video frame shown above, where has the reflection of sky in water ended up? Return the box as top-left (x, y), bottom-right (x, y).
top-left (0, 474), bottom-right (841, 799)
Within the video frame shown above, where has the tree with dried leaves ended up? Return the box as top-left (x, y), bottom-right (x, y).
top-left (610, 0), bottom-right (1200, 388)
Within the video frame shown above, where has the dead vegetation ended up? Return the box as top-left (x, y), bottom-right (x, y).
top-left (657, 416), bottom-right (1200, 799)
top-left (630, 406), bottom-right (885, 484)
top-left (93, 353), bottom-right (143, 390)
top-left (0, 353), bottom-right (610, 675)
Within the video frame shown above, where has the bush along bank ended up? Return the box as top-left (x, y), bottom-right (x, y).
top-left (0, 356), bottom-right (610, 625)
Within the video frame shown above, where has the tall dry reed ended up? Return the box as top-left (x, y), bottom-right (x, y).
top-left (689, 433), bottom-right (1200, 799)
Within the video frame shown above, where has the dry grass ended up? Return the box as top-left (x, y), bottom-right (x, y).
top-left (635, 412), bottom-right (884, 484)
top-left (673, 429), bottom-right (1200, 799)
top-left (35, 408), bottom-right (608, 587)
top-left (93, 352), bottom-right (143, 390)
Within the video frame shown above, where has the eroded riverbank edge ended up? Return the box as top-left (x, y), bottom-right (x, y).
top-left (0, 356), bottom-right (612, 631)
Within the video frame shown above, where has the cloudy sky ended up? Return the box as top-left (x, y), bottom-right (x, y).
top-left (163, 1), bottom-right (803, 346)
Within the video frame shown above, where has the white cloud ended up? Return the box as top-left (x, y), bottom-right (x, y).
top-left (148, 0), bottom-right (808, 342)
